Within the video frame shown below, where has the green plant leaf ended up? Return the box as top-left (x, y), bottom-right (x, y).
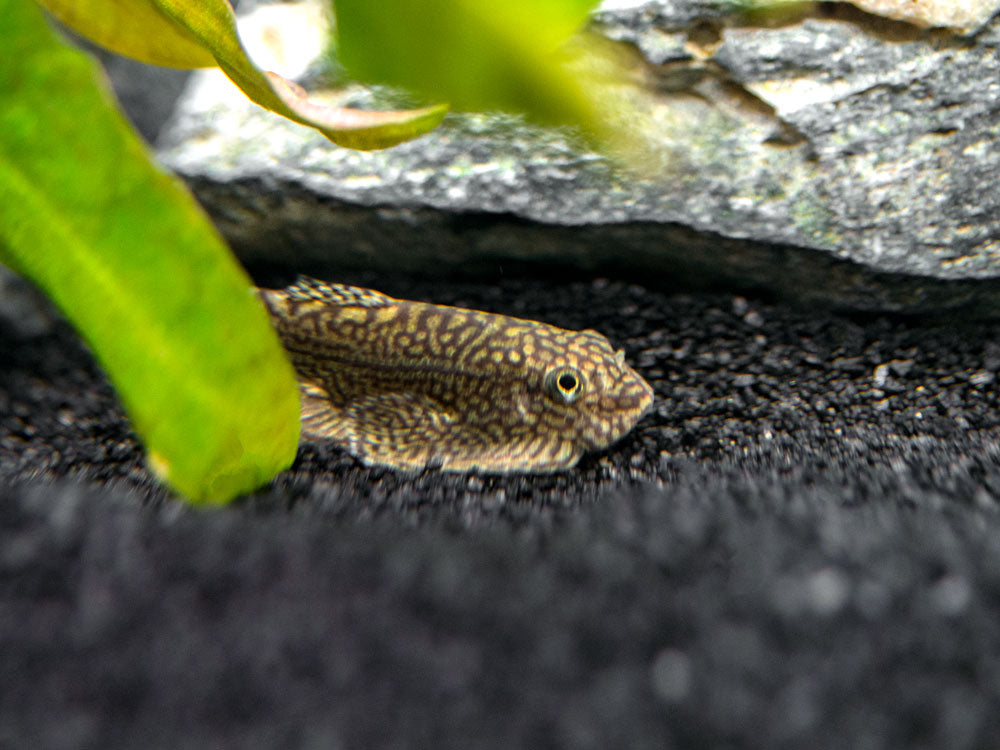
top-left (0, 0), bottom-right (301, 504)
top-left (40, 0), bottom-right (217, 68)
top-left (38, 0), bottom-right (447, 149)
top-left (333, 0), bottom-right (619, 137)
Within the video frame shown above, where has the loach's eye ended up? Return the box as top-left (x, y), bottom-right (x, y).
top-left (546, 367), bottom-right (583, 403)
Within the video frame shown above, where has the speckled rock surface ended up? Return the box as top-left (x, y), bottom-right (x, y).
top-left (847, 0), bottom-right (1000, 31)
top-left (157, 0), bottom-right (1000, 314)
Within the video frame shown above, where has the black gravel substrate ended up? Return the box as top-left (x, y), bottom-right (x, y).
top-left (4, 275), bottom-right (1000, 749)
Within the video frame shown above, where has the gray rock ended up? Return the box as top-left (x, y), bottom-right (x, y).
top-left (157, 0), bottom-right (1000, 315)
top-left (95, 49), bottom-right (191, 145)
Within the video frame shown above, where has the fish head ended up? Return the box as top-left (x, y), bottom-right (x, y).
top-left (529, 328), bottom-right (654, 456)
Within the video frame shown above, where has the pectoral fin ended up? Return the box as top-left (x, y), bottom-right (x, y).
top-left (298, 386), bottom-right (470, 471)
top-left (343, 391), bottom-right (468, 470)
top-left (298, 380), bottom-right (352, 443)
top-left (298, 385), bottom-right (582, 473)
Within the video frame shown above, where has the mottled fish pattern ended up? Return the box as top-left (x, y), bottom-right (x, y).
top-left (258, 277), bottom-right (654, 473)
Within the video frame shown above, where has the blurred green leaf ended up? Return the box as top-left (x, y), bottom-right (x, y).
top-left (38, 0), bottom-right (447, 149)
top-left (41, 0), bottom-right (217, 68)
top-left (334, 0), bottom-right (619, 137)
top-left (0, 0), bottom-right (301, 504)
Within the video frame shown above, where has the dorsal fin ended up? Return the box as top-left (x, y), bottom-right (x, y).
top-left (286, 276), bottom-right (393, 308)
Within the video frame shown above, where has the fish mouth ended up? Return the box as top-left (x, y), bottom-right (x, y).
top-left (620, 374), bottom-right (655, 427)
top-left (636, 377), bottom-right (655, 413)
top-left (623, 374), bottom-right (655, 421)
top-left (582, 377), bottom-right (655, 451)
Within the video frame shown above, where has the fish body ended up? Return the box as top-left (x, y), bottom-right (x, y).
top-left (259, 277), bottom-right (654, 473)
